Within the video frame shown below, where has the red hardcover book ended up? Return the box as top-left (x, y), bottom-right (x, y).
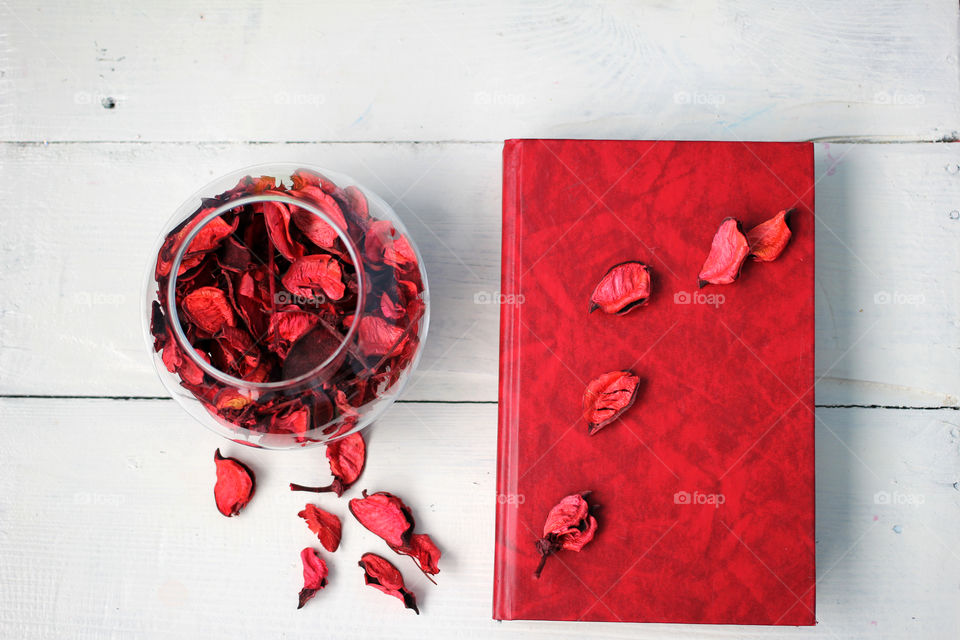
top-left (494, 139), bottom-right (815, 625)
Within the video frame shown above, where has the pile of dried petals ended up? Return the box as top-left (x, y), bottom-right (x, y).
top-left (212, 431), bottom-right (433, 613)
top-left (150, 169), bottom-right (425, 444)
top-left (349, 490), bottom-right (442, 581)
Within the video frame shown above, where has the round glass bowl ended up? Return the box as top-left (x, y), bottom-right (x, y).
top-left (142, 164), bottom-right (429, 449)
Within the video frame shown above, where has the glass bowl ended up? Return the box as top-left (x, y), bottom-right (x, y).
top-left (141, 163), bottom-right (429, 449)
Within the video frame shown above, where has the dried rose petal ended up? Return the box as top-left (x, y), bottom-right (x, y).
top-left (267, 310), bottom-right (321, 360)
top-left (213, 449), bottom-right (255, 517)
top-left (348, 490), bottom-right (413, 548)
top-left (364, 221), bottom-right (417, 269)
top-left (218, 236), bottom-right (253, 272)
top-left (214, 388), bottom-right (251, 411)
top-left (589, 261), bottom-right (651, 314)
top-left (395, 533), bottom-right (441, 576)
top-left (291, 168), bottom-right (338, 194)
top-left (333, 389), bottom-right (359, 421)
top-left (271, 405), bottom-right (310, 438)
top-left (358, 316), bottom-right (406, 358)
top-left (344, 186), bottom-right (370, 225)
top-left (281, 323), bottom-right (347, 379)
top-left (155, 213), bottom-right (237, 278)
top-left (542, 493), bottom-right (599, 550)
top-left (257, 199), bottom-right (303, 261)
top-left (358, 553), bottom-right (419, 614)
top-left (542, 492), bottom-right (590, 537)
top-left (159, 334), bottom-right (207, 386)
top-left (384, 235), bottom-right (417, 269)
top-left (698, 217), bottom-right (749, 287)
top-left (182, 216), bottom-right (238, 257)
top-left (289, 432), bottom-right (366, 497)
top-left (234, 271), bottom-right (269, 337)
top-left (534, 492), bottom-right (598, 578)
top-left (210, 325), bottom-right (260, 378)
top-left (582, 370), bottom-right (640, 435)
top-left (298, 504), bottom-right (342, 552)
top-left (150, 301), bottom-right (168, 350)
top-left (182, 287), bottom-right (236, 334)
top-left (381, 292), bottom-right (405, 320)
top-left (282, 255), bottom-right (345, 301)
top-left (560, 515), bottom-right (598, 552)
top-left (343, 184), bottom-right (367, 208)
top-left (223, 174), bottom-right (276, 198)
top-left (298, 547), bottom-right (329, 609)
top-left (747, 209), bottom-right (793, 262)
top-left (289, 186), bottom-right (349, 248)
top-left (303, 389), bottom-right (335, 430)
top-left (327, 433), bottom-right (366, 488)
top-left (378, 284), bottom-right (422, 331)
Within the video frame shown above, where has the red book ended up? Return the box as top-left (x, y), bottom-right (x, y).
top-left (494, 139), bottom-right (815, 625)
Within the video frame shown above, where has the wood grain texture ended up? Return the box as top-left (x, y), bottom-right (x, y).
top-left (2, 1), bottom-right (959, 637)
top-left (0, 142), bottom-right (501, 401)
top-left (0, 400), bottom-right (956, 639)
top-left (1, 1), bottom-right (957, 143)
top-left (0, 141), bottom-right (957, 405)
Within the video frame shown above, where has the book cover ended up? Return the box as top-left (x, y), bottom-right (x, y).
top-left (494, 139), bottom-right (815, 625)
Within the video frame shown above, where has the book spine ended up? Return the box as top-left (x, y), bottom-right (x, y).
top-left (805, 141), bottom-right (817, 620)
top-left (493, 139), bottom-right (523, 620)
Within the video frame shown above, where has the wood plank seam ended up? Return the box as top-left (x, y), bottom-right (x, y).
top-left (0, 395), bottom-right (956, 411)
top-left (3, 138), bottom-right (960, 145)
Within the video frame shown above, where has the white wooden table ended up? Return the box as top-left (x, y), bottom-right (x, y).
top-left (2, 1), bottom-right (959, 638)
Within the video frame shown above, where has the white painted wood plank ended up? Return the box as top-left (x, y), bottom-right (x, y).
top-left (0, 400), bottom-right (957, 638)
top-left (813, 143), bottom-right (960, 407)
top-left (1, 0), bottom-right (957, 143)
top-left (1, 141), bottom-right (958, 405)
top-left (0, 141), bottom-right (502, 401)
